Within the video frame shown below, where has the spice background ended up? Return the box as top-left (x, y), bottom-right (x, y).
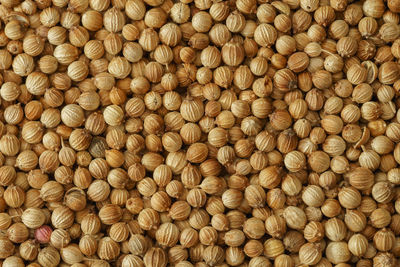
top-left (0, 0), bottom-right (400, 266)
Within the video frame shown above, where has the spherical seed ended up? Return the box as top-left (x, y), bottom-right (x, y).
top-left (0, 1), bottom-right (398, 266)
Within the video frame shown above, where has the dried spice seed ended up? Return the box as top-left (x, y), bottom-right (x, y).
top-left (0, 0), bottom-right (398, 266)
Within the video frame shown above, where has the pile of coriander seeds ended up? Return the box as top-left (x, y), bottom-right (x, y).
top-left (0, 0), bottom-right (400, 266)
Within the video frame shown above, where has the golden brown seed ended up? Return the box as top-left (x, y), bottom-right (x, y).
top-left (0, 1), bottom-right (398, 266)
